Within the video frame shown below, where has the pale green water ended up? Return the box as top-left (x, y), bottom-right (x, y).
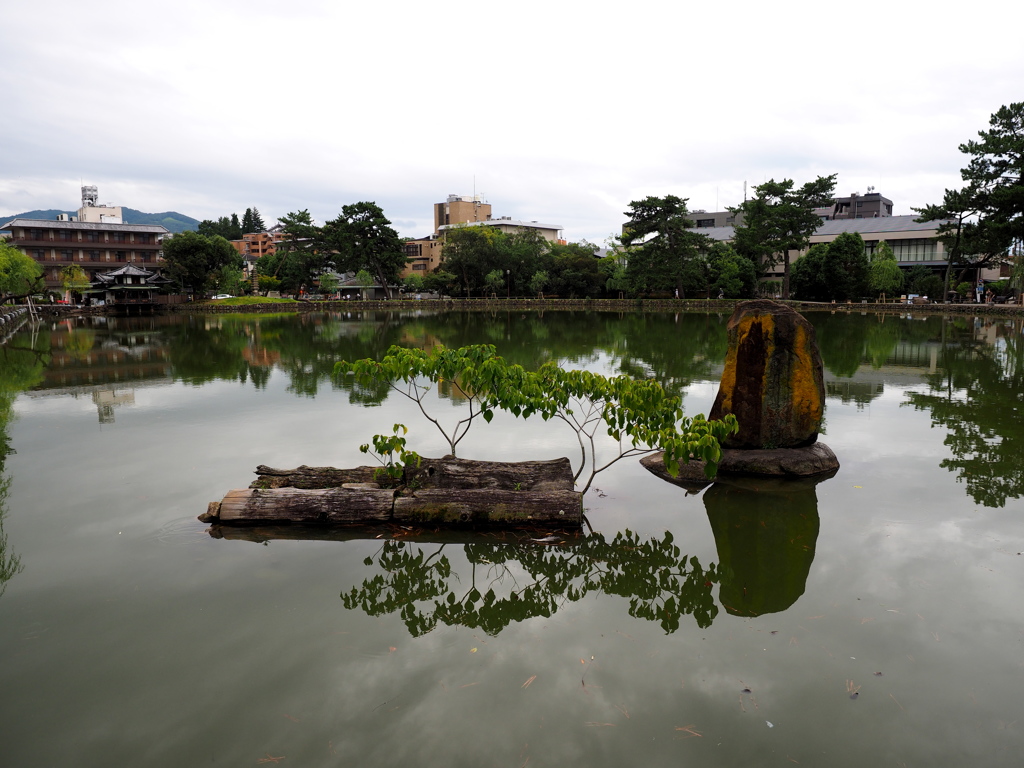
top-left (1, 309), bottom-right (1022, 767)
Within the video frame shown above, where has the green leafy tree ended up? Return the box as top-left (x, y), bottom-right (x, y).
top-left (265, 210), bottom-right (326, 297)
top-left (402, 274), bottom-right (424, 293)
top-left (790, 233), bottom-right (869, 302)
top-left (355, 269), bottom-right (374, 299)
top-left (162, 231), bottom-right (243, 296)
top-left (423, 270), bottom-right (456, 296)
top-left (869, 241), bottom-right (904, 297)
top-left (197, 215), bottom-right (242, 240)
top-left (60, 264), bottom-right (91, 297)
top-left (707, 242), bottom-right (757, 298)
top-left (257, 274), bottom-right (281, 296)
top-left (318, 272), bottom-right (340, 296)
top-left (0, 241), bottom-right (44, 305)
top-left (336, 344), bottom-right (738, 493)
top-left (321, 202), bottom-right (406, 300)
top-left (529, 269), bottom-right (549, 296)
top-left (622, 196), bottom-right (712, 298)
top-left (547, 241), bottom-right (603, 298)
top-left (438, 225), bottom-right (503, 297)
top-left (730, 175), bottom-right (837, 298)
top-left (484, 269), bottom-right (505, 296)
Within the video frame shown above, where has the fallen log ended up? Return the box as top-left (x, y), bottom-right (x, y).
top-left (202, 486), bottom-right (582, 528)
top-left (394, 489), bottom-right (581, 526)
top-left (407, 456), bottom-right (574, 491)
top-left (202, 486), bottom-right (395, 524)
top-left (251, 456), bottom-right (575, 491)
top-left (251, 464), bottom-right (378, 489)
top-left (206, 456), bottom-right (583, 529)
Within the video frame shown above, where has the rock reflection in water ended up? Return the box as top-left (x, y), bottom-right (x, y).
top-left (704, 475), bottom-right (825, 617)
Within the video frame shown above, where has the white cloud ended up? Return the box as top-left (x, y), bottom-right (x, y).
top-left (2, 0), bottom-right (1022, 241)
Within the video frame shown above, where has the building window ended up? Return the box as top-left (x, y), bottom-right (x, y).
top-left (59, 231), bottom-right (72, 241)
top-left (88, 250), bottom-right (100, 261)
top-left (412, 263), bottom-right (427, 270)
top-left (116, 251), bottom-right (127, 262)
top-left (87, 232), bottom-right (100, 242)
top-left (856, 201), bottom-right (863, 208)
top-left (696, 219), bottom-right (715, 228)
top-left (32, 249), bottom-right (45, 260)
top-left (891, 238), bottom-right (940, 263)
top-left (62, 249), bottom-right (74, 260)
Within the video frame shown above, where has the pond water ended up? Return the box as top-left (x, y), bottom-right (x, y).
top-left (1, 308), bottom-right (1023, 767)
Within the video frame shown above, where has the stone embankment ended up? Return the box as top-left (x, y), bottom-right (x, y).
top-left (168, 296), bottom-right (1024, 317)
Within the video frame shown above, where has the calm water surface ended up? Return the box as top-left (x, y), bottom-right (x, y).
top-left (1, 309), bottom-right (1023, 767)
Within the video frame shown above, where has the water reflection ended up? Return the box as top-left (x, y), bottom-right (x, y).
top-left (12, 309), bottom-right (1024, 510)
top-left (0, 325), bottom-right (47, 595)
top-left (904, 316), bottom-right (1024, 508)
top-left (704, 477), bottom-right (824, 617)
top-left (336, 530), bottom-right (718, 636)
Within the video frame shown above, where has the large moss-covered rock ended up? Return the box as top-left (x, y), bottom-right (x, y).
top-left (709, 300), bottom-right (825, 449)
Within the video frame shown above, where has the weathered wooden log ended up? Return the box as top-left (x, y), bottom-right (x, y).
top-left (393, 489), bottom-right (581, 526)
top-left (251, 456), bottom-right (576, 492)
top-left (406, 456), bottom-right (575, 491)
top-left (201, 486), bottom-right (583, 528)
top-left (251, 464), bottom-right (378, 489)
top-left (203, 487), bottom-right (395, 524)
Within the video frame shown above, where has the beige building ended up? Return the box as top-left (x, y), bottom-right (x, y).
top-left (402, 194), bottom-right (564, 278)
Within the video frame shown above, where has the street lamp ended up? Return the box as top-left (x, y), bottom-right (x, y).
top-left (506, 269), bottom-right (510, 299)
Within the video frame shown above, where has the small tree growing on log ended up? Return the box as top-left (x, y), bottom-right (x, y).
top-left (336, 344), bottom-right (738, 493)
top-left (359, 423), bottom-right (421, 487)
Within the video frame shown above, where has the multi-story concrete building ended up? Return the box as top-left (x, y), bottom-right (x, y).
top-left (1, 187), bottom-right (168, 292)
top-left (402, 195), bottom-right (564, 278)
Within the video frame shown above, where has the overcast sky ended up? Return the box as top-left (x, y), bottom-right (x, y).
top-left (1, 0), bottom-right (1021, 243)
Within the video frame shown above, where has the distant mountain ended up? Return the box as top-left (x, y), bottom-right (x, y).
top-left (1, 207), bottom-right (199, 233)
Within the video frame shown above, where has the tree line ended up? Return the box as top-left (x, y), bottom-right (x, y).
top-left (160, 101), bottom-right (1022, 302)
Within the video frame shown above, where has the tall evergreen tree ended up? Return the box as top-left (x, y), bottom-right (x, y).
top-left (730, 175), bottom-right (837, 298)
top-left (321, 202), bottom-right (407, 300)
top-left (622, 195), bottom-right (712, 298)
top-left (914, 102), bottom-right (1024, 293)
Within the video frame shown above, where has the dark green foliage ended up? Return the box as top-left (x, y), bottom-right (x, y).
top-left (321, 202), bottom-right (407, 300)
top-left (906, 319), bottom-right (1024, 507)
top-left (905, 264), bottom-right (944, 299)
top-left (1, 240), bottom-right (44, 304)
top-left (622, 195), bottom-right (712, 297)
top-left (730, 175), bottom-right (837, 298)
top-left (438, 226), bottom-right (549, 297)
top-left (790, 233), bottom-right (870, 301)
top-left (546, 241), bottom-right (603, 298)
top-left (868, 241), bottom-right (904, 296)
top-left (197, 215), bottom-right (242, 241)
top-left (162, 231), bottom-right (244, 295)
top-left (258, 210), bottom-right (326, 297)
top-left (707, 242), bottom-right (758, 299)
top-left (241, 207), bottom-right (266, 234)
top-left (341, 531), bottom-right (720, 637)
top-left (914, 103), bottom-right (1024, 291)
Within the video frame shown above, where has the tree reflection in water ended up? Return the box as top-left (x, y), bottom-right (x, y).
top-left (341, 530), bottom-right (720, 637)
top-left (905, 317), bottom-right (1024, 508)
